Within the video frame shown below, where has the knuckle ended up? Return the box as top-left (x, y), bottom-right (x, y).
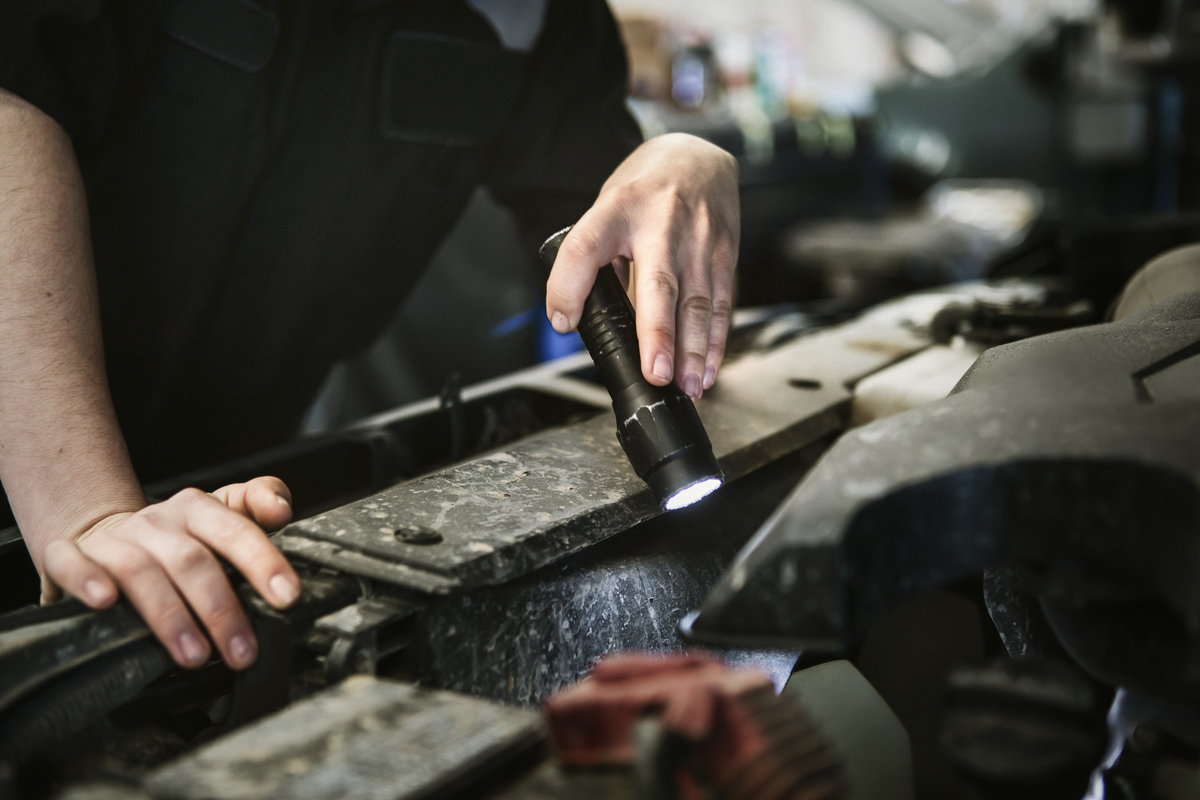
top-left (202, 602), bottom-right (246, 635)
top-left (651, 322), bottom-right (676, 345)
top-left (601, 181), bottom-right (639, 212)
top-left (207, 513), bottom-right (253, 546)
top-left (171, 487), bottom-right (208, 507)
top-left (561, 228), bottom-right (603, 264)
top-left (227, 516), bottom-right (271, 550)
top-left (712, 298), bottom-right (733, 323)
top-left (170, 541), bottom-right (215, 575)
top-left (111, 551), bottom-right (155, 582)
top-left (680, 294), bottom-right (714, 319)
top-left (644, 271), bottom-right (679, 301)
top-left (135, 505), bottom-right (167, 528)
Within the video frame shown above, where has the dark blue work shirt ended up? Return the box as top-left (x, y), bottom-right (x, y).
top-left (0, 0), bottom-right (641, 480)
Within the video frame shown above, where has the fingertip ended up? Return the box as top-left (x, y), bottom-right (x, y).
top-left (245, 477), bottom-right (293, 529)
top-left (259, 476), bottom-right (291, 505)
top-left (269, 494), bottom-right (293, 527)
top-left (551, 311), bottom-right (570, 333)
top-left (82, 577), bottom-right (117, 608)
top-left (703, 365), bottom-right (717, 390)
top-left (177, 630), bottom-right (210, 668)
top-left (226, 632), bottom-right (258, 671)
top-left (645, 372), bottom-right (670, 387)
top-left (268, 572), bottom-right (300, 608)
top-left (650, 352), bottom-right (672, 384)
top-left (44, 540), bottom-right (117, 609)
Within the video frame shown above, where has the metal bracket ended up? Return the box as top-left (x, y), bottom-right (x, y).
top-left (314, 597), bottom-right (420, 684)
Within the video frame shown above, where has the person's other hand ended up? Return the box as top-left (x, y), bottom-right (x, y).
top-left (546, 133), bottom-right (739, 400)
top-left (39, 477), bottom-right (300, 670)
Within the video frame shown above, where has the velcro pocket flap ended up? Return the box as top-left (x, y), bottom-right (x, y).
top-left (382, 31), bottom-right (527, 147)
top-left (158, 0), bottom-right (278, 73)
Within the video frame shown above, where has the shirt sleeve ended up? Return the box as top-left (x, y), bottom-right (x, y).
top-left (0, 1), bottom-right (145, 166)
top-left (481, 0), bottom-right (644, 260)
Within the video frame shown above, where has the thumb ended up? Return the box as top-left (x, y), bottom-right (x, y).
top-left (545, 208), bottom-right (630, 332)
top-left (211, 476), bottom-right (293, 531)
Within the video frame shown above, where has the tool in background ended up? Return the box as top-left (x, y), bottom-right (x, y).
top-left (539, 227), bottom-right (724, 511)
top-left (544, 652), bottom-right (846, 800)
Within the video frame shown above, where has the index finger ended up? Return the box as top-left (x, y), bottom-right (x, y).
top-left (168, 489), bottom-right (300, 609)
top-left (544, 206), bottom-right (631, 333)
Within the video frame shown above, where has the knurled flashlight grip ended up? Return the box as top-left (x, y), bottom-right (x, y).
top-left (539, 227), bottom-right (723, 510)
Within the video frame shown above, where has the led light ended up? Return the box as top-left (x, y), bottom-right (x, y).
top-left (664, 477), bottom-right (723, 511)
top-left (539, 228), bottom-right (724, 512)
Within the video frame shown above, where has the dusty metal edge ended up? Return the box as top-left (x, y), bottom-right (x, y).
top-left (277, 537), bottom-right (460, 595)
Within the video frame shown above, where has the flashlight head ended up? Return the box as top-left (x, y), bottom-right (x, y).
top-left (664, 477), bottom-right (724, 511)
top-left (614, 384), bottom-right (724, 511)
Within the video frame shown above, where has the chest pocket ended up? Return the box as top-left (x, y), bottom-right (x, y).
top-left (157, 0), bottom-right (278, 73)
top-left (381, 31), bottom-right (527, 147)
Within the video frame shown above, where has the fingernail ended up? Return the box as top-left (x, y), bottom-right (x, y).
top-left (551, 311), bottom-right (570, 333)
top-left (276, 494), bottom-right (291, 507)
top-left (652, 353), bottom-right (672, 381)
top-left (179, 632), bottom-right (207, 666)
top-left (270, 574), bottom-right (300, 606)
top-left (683, 373), bottom-right (701, 400)
top-left (703, 366), bottom-right (717, 390)
top-left (229, 634), bottom-right (256, 669)
top-left (83, 578), bottom-right (112, 605)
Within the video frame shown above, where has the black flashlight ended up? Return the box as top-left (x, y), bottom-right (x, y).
top-left (539, 227), bottom-right (724, 511)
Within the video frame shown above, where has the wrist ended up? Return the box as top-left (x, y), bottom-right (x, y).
top-left (26, 494), bottom-right (145, 572)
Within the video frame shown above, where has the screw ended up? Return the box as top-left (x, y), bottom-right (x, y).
top-left (394, 524), bottom-right (443, 545)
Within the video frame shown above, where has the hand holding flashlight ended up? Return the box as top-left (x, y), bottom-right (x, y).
top-left (541, 229), bottom-right (724, 511)
top-left (542, 134), bottom-right (739, 401)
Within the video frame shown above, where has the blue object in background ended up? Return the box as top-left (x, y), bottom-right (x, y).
top-left (490, 308), bottom-right (539, 338)
top-left (490, 306), bottom-right (585, 363)
top-left (536, 311), bottom-right (584, 362)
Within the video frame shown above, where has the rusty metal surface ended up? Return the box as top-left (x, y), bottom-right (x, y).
top-left (276, 295), bottom-right (935, 595)
top-left (143, 675), bottom-right (544, 800)
top-left (412, 443), bottom-right (823, 706)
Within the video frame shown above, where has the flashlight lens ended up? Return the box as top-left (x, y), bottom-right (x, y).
top-left (664, 477), bottom-right (723, 511)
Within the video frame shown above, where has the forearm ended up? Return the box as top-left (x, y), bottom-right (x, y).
top-left (0, 89), bottom-right (144, 575)
top-left (0, 92), bottom-right (301, 668)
